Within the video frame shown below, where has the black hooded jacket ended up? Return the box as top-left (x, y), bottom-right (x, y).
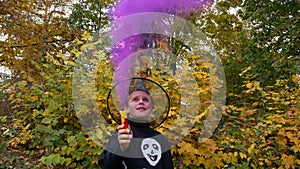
top-left (99, 119), bottom-right (174, 169)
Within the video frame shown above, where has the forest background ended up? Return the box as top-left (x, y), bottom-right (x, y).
top-left (0, 0), bottom-right (299, 168)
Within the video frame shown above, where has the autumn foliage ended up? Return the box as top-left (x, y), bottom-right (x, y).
top-left (0, 0), bottom-right (299, 169)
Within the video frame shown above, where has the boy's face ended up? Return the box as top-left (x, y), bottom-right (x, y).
top-left (127, 90), bottom-right (152, 121)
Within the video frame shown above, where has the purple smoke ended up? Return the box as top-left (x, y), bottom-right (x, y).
top-left (110, 0), bottom-right (212, 18)
top-left (109, 0), bottom-right (213, 109)
top-left (110, 0), bottom-right (213, 65)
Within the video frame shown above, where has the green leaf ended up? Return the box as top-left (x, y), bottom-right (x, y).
top-left (65, 158), bottom-right (72, 166)
top-left (43, 136), bottom-right (56, 146)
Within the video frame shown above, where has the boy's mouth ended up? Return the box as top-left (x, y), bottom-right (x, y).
top-left (136, 107), bottom-right (146, 111)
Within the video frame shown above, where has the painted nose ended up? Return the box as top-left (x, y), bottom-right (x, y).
top-left (138, 99), bottom-right (144, 104)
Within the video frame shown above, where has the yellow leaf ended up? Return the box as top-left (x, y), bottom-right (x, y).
top-left (29, 95), bottom-right (38, 102)
top-left (64, 118), bottom-right (68, 123)
top-left (231, 155), bottom-right (238, 164)
top-left (291, 74), bottom-right (298, 84)
top-left (228, 92), bottom-right (234, 96)
top-left (292, 145), bottom-right (300, 153)
top-left (75, 37), bottom-right (83, 45)
top-left (71, 48), bottom-right (81, 58)
top-left (183, 155), bottom-right (192, 166)
top-left (253, 81), bottom-right (260, 87)
top-left (8, 93), bottom-right (15, 101)
top-left (82, 31), bottom-right (92, 41)
top-left (64, 61), bottom-right (75, 66)
top-left (178, 141), bottom-right (193, 153)
top-left (52, 59), bottom-right (61, 66)
top-left (222, 153), bottom-right (231, 163)
top-left (250, 161), bottom-right (257, 168)
top-left (281, 154), bottom-right (295, 169)
top-left (285, 132), bottom-right (294, 139)
top-left (248, 143), bottom-right (256, 154)
top-left (56, 53), bottom-right (65, 59)
top-left (276, 135), bottom-right (287, 146)
top-left (45, 92), bottom-right (53, 97)
top-left (193, 156), bottom-right (205, 166)
top-left (246, 82), bottom-right (252, 89)
top-left (212, 156), bottom-right (224, 167)
top-left (239, 152), bottom-right (247, 159)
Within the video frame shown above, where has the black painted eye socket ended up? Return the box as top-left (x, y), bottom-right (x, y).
top-left (143, 144), bottom-right (149, 150)
top-left (152, 144), bottom-right (158, 150)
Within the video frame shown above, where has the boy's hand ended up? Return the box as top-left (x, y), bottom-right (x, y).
top-left (117, 124), bottom-right (132, 152)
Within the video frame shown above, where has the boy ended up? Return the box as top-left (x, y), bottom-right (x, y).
top-left (99, 79), bottom-right (174, 169)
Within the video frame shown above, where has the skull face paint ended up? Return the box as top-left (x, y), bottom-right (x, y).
top-left (141, 138), bottom-right (162, 166)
